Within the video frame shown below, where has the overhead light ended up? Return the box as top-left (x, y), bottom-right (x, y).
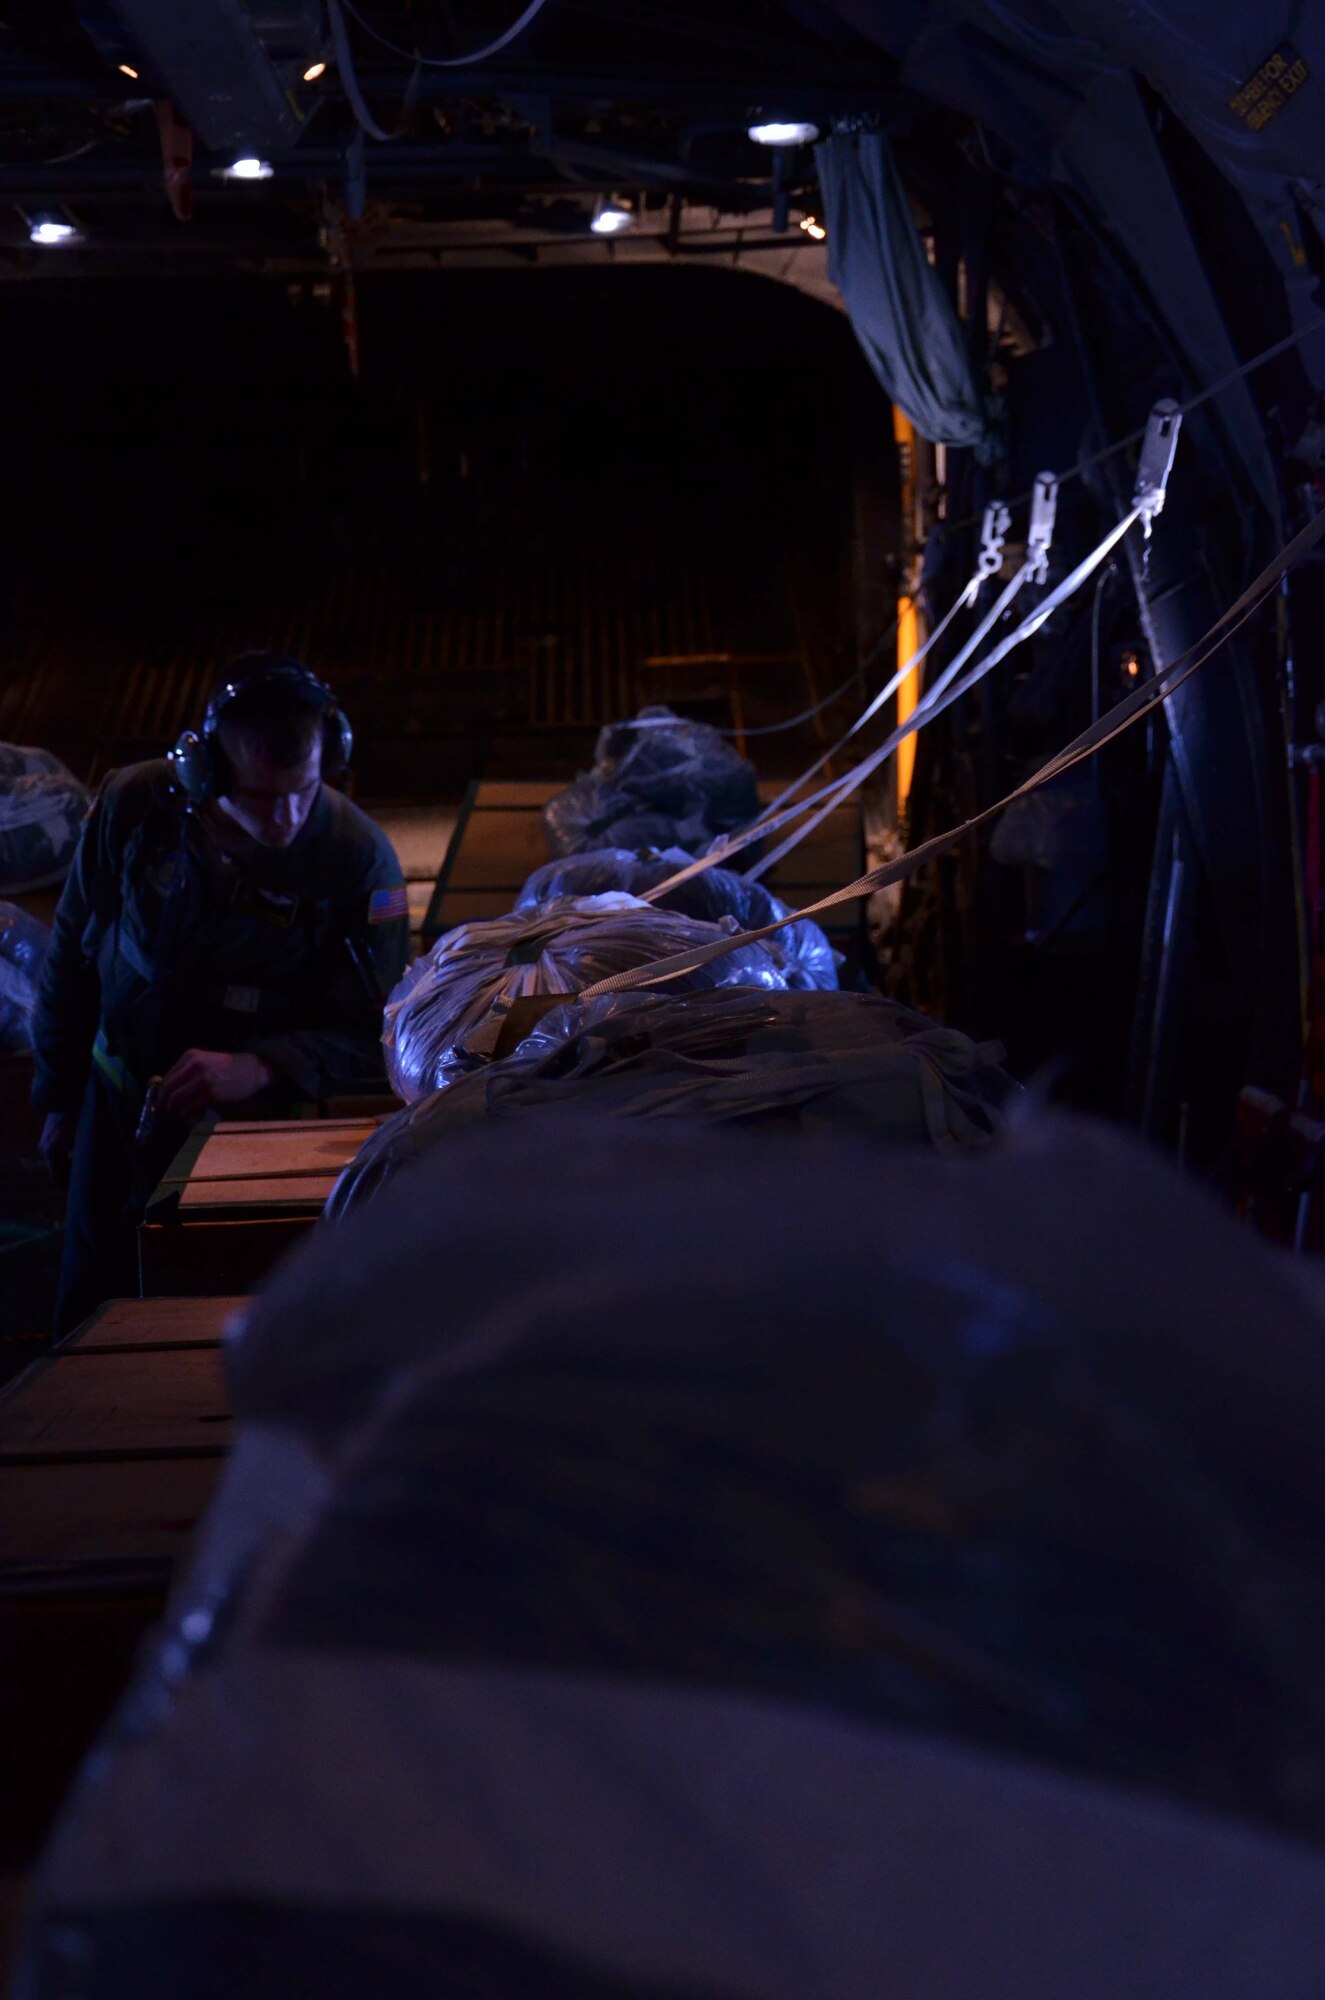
top-left (590, 196), bottom-right (633, 236)
top-left (302, 60), bottom-right (327, 81)
top-left (29, 218), bottom-right (80, 246)
top-left (223, 155), bottom-right (274, 181)
top-left (748, 119), bottom-right (820, 147)
top-left (117, 62), bottom-right (139, 79)
top-left (799, 215), bottom-right (827, 241)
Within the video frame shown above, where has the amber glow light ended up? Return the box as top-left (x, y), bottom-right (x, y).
top-left (893, 406), bottom-right (923, 816)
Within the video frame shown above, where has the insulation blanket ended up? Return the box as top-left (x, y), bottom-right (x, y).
top-left (0, 900), bottom-right (50, 1054)
top-left (382, 892), bottom-right (791, 1103)
top-left (518, 844), bottom-right (839, 990)
top-left (0, 743), bottom-right (89, 895)
top-left (21, 1114), bottom-right (1325, 1998)
top-left (542, 706), bottom-right (760, 857)
top-left (348, 988), bottom-right (1012, 1216)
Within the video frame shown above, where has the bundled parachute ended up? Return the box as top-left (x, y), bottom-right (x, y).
top-left (382, 892), bottom-right (793, 1103)
top-left (342, 987), bottom-right (1014, 1218)
top-left (30, 1114), bottom-right (1325, 2000)
top-left (518, 844), bottom-right (839, 991)
top-left (0, 900), bottom-right (49, 1054)
top-left (542, 707), bottom-right (760, 858)
top-left (0, 743), bottom-right (89, 894)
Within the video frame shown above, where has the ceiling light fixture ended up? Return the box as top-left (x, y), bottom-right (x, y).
top-left (748, 119), bottom-right (820, 147)
top-left (223, 155), bottom-right (274, 181)
top-left (302, 60), bottom-right (327, 81)
top-left (799, 215), bottom-right (827, 241)
top-left (590, 196), bottom-right (634, 236)
top-left (29, 217), bottom-right (80, 246)
top-left (117, 63), bottom-right (139, 79)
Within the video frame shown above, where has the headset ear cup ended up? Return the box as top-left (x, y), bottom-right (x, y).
top-left (168, 731), bottom-right (214, 805)
top-left (325, 707), bottom-right (354, 778)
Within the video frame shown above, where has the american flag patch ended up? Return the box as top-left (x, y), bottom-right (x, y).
top-left (368, 882), bottom-right (409, 924)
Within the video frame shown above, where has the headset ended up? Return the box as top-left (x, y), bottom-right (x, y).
top-left (168, 654), bottom-right (353, 806)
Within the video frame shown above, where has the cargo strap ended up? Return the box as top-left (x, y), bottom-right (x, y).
top-left (576, 504), bottom-right (1325, 1001)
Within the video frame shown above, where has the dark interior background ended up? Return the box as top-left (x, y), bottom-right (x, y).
top-left (1, 265), bottom-right (889, 789)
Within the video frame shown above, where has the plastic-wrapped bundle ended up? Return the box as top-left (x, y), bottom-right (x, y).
top-left (338, 988), bottom-right (1013, 1218)
top-left (542, 706), bottom-right (760, 857)
top-left (0, 745), bottom-right (66, 782)
top-left (0, 901), bottom-right (49, 1054)
top-left (0, 743), bottom-right (89, 894)
top-left (382, 892), bottom-right (792, 1103)
top-left (517, 845), bottom-right (839, 991)
top-left (27, 1116), bottom-right (1325, 1999)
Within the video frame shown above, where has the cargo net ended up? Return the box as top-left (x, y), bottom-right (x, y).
top-left (345, 987), bottom-right (1014, 1219)
top-left (382, 892), bottom-right (797, 1103)
top-left (0, 900), bottom-right (49, 1054)
top-left (0, 743), bottom-right (89, 895)
top-left (542, 707), bottom-right (761, 858)
top-left (518, 845), bottom-right (839, 992)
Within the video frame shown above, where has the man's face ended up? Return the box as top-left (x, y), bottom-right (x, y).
top-left (216, 735), bottom-right (323, 849)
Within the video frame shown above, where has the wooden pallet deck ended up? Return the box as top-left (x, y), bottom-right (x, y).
top-left (0, 1296), bottom-right (239, 1577)
top-left (424, 777), bottom-right (861, 945)
top-left (139, 1117), bottom-right (380, 1295)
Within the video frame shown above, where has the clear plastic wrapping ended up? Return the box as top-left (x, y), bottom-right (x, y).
top-left (517, 845), bottom-right (839, 990)
top-left (0, 742), bottom-right (89, 894)
top-left (0, 900), bottom-right (49, 1053)
top-left (542, 706), bottom-right (761, 858)
top-left (382, 892), bottom-right (793, 1103)
top-left (340, 987), bottom-right (1014, 1218)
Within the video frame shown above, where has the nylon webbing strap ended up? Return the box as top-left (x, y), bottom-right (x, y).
top-left (745, 558), bottom-right (1034, 885)
top-left (735, 502), bottom-right (1015, 819)
top-left (574, 505), bottom-right (1325, 1003)
top-left (634, 546), bottom-right (998, 903)
top-left (647, 501), bottom-right (1139, 909)
top-left (737, 587), bottom-right (972, 842)
top-left (746, 506), bottom-right (1143, 883)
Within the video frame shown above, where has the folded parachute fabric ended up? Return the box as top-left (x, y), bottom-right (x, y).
top-left (342, 988), bottom-right (1014, 1217)
top-left (381, 892), bottom-right (793, 1103)
top-left (30, 1115), bottom-right (1325, 1999)
top-left (0, 743), bottom-right (89, 894)
top-left (518, 845), bottom-right (839, 991)
top-left (0, 900), bottom-right (49, 1053)
top-left (542, 706), bottom-right (760, 858)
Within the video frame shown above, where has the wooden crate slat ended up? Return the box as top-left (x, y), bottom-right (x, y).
top-left (180, 1174), bottom-right (341, 1210)
top-left (179, 1122), bottom-right (377, 1184)
top-left (0, 1347), bottom-right (230, 1460)
top-left (69, 1297), bottom-right (243, 1349)
top-left (0, 1458), bottom-right (224, 1565)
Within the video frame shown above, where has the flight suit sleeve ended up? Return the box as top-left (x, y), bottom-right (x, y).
top-left (29, 779), bottom-right (112, 1116)
top-left (248, 834), bottom-right (410, 1100)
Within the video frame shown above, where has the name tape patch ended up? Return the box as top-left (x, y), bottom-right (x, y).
top-left (369, 882), bottom-right (409, 924)
top-left (1230, 43), bottom-right (1309, 132)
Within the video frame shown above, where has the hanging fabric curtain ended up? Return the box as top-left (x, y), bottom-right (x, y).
top-left (816, 128), bottom-right (995, 457)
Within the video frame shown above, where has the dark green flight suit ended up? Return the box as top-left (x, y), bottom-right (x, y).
top-left (31, 760), bottom-right (410, 1335)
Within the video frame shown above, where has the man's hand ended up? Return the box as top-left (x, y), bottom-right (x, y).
top-left (155, 1050), bottom-right (276, 1124)
top-left (39, 1111), bottom-right (76, 1189)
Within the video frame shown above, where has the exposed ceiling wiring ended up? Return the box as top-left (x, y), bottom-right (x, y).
top-left (328, 0), bottom-right (422, 141)
top-left (331, 0), bottom-right (555, 68)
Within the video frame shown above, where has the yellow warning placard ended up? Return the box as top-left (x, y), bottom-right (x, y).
top-left (1230, 44), bottom-right (1309, 132)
